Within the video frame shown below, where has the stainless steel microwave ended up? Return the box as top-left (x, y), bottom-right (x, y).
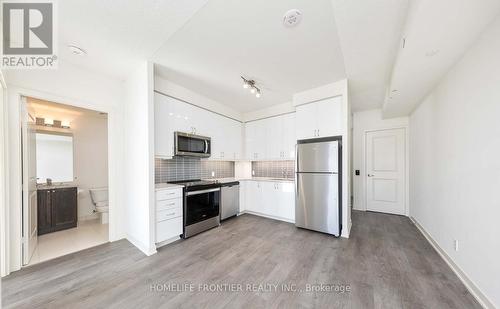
top-left (174, 132), bottom-right (211, 158)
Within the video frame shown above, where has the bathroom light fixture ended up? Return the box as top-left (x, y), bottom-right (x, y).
top-left (61, 120), bottom-right (71, 128)
top-left (44, 118), bottom-right (54, 126)
top-left (241, 76), bottom-right (262, 98)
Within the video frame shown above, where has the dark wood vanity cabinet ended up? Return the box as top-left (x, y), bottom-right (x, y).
top-left (37, 187), bottom-right (77, 235)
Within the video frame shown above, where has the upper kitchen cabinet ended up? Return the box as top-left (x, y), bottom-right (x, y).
top-left (244, 113), bottom-right (296, 160)
top-left (155, 92), bottom-right (243, 160)
top-left (210, 115), bottom-right (242, 160)
top-left (244, 120), bottom-right (266, 160)
top-left (155, 93), bottom-right (175, 158)
top-left (295, 96), bottom-right (342, 140)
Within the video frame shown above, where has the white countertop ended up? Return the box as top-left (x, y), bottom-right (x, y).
top-left (37, 183), bottom-right (78, 190)
top-left (155, 183), bottom-right (184, 190)
top-left (204, 177), bottom-right (294, 183)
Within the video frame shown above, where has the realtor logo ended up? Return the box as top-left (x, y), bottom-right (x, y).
top-left (2, 0), bottom-right (58, 69)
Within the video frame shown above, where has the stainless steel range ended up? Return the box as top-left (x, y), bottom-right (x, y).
top-left (168, 179), bottom-right (220, 238)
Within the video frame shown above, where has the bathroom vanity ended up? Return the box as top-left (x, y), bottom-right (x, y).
top-left (37, 186), bottom-right (78, 235)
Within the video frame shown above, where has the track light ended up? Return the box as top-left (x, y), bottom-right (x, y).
top-left (240, 76), bottom-right (262, 98)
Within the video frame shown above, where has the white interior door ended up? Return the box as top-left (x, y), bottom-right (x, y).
top-left (21, 97), bottom-right (38, 265)
top-left (366, 128), bottom-right (406, 215)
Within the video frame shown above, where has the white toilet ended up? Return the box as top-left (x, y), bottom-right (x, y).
top-left (89, 187), bottom-right (109, 224)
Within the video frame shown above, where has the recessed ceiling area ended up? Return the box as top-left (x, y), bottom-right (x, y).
top-left (152, 0), bottom-right (346, 113)
top-left (27, 97), bottom-right (107, 122)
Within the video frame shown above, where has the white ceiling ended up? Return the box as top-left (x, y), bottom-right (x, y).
top-left (57, 0), bottom-right (209, 80)
top-left (14, 0), bottom-right (500, 115)
top-left (152, 0), bottom-right (346, 113)
top-left (383, 0), bottom-right (500, 117)
top-left (331, 0), bottom-right (410, 112)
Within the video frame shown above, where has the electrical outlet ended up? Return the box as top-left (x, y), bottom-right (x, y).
top-left (211, 171), bottom-right (215, 177)
top-left (252, 170), bottom-right (255, 176)
top-left (454, 240), bottom-right (459, 252)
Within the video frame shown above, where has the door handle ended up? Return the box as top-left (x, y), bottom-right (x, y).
top-left (368, 174), bottom-right (374, 177)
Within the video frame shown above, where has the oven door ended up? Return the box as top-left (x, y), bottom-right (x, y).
top-left (175, 132), bottom-right (211, 157)
top-left (185, 188), bottom-right (220, 226)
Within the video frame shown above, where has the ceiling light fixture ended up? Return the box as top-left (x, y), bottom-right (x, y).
top-left (241, 76), bottom-right (262, 98)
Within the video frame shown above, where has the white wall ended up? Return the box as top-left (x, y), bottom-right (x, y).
top-left (123, 62), bottom-right (156, 256)
top-left (352, 109), bottom-right (408, 211)
top-left (71, 116), bottom-right (108, 220)
top-left (410, 15), bottom-right (500, 308)
top-left (3, 60), bottom-right (126, 275)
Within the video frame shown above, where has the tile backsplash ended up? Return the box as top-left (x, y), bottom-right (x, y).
top-left (252, 161), bottom-right (295, 179)
top-left (155, 157), bottom-right (235, 183)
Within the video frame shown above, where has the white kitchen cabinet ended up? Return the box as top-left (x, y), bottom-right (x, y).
top-left (242, 180), bottom-right (295, 222)
top-left (244, 113), bottom-right (296, 161)
top-left (295, 96), bottom-right (343, 140)
top-left (245, 120), bottom-right (267, 160)
top-left (276, 182), bottom-right (295, 222)
top-left (155, 93), bottom-right (243, 160)
top-left (281, 113), bottom-right (296, 159)
top-left (155, 187), bottom-right (183, 245)
top-left (209, 115), bottom-right (242, 160)
top-left (154, 93), bottom-right (175, 158)
top-left (244, 180), bottom-right (263, 213)
top-left (265, 117), bottom-right (283, 160)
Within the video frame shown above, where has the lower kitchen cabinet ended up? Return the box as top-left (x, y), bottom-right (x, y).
top-left (37, 187), bottom-right (78, 235)
top-left (242, 180), bottom-right (295, 222)
top-left (155, 187), bottom-right (183, 245)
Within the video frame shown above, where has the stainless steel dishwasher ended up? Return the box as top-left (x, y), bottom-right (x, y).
top-left (220, 181), bottom-right (240, 220)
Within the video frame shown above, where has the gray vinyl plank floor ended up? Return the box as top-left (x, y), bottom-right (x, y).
top-left (1, 211), bottom-right (480, 309)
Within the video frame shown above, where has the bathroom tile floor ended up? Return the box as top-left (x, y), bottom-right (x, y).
top-left (27, 219), bottom-right (108, 266)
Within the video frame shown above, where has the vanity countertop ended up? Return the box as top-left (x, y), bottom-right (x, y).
top-left (37, 183), bottom-right (78, 190)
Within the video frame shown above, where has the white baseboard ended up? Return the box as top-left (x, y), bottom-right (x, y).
top-left (155, 236), bottom-right (181, 248)
top-left (341, 219), bottom-right (352, 238)
top-left (126, 234), bottom-right (157, 256)
top-left (410, 217), bottom-right (495, 309)
top-left (78, 213), bottom-right (98, 221)
top-left (240, 210), bottom-right (294, 224)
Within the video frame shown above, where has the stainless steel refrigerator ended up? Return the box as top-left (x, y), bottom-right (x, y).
top-left (295, 137), bottom-right (342, 236)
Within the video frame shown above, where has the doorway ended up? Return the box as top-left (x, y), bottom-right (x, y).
top-left (365, 128), bottom-right (406, 215)
top-left (21, 97), bottom-right (110, 266)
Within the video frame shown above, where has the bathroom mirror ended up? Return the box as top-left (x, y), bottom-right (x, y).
top-left (36, 132), bottom-right (74, 183)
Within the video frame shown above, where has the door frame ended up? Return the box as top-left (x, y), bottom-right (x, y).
top-left (0, 71), bottom-right (8, 276)
top-left (363, 126), bottom-right (409, 216)
top-left (5, 87), bottom-right (116, 276)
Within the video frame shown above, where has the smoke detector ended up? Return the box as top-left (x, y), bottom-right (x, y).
top-left (283, 9), bottom-right (302, 27)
